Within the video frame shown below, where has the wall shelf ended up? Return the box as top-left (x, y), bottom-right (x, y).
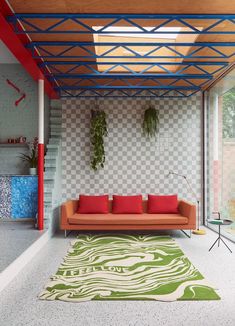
top-left (0, 143), bottom-right (28, 148)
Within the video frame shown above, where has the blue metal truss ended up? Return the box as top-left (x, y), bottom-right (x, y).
top-left (7, 14), bottom-right (235, 35)
top-left (50, 73), bottom-right (212, 79)
top-left (56, 85), bottom-right (200, 90)
top-left (7, 13), bottom-right (235, 98)
top-left (58, 88), bottom-right (199, 98)
top-left (49, 74), bottom-right (212, 89)
top-left (26, 41), bottom-right (235, 59)
top-left (40, 61), bottom-right (229, 75)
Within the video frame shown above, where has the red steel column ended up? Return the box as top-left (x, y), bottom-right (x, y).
top-left (38, 79), bottom-right (44, 230)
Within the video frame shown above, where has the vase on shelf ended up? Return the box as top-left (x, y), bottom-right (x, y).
top-left (29, 168), bottom-right (37, 175)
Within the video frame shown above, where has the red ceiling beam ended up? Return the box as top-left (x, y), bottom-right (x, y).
top-left (0, 2), bottom-right (58, 99)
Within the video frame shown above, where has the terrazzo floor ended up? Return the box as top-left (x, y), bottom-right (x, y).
top-left (0, 220), bottom-right (44, 272)
top-left (0, 228), bottom-right (235, 326)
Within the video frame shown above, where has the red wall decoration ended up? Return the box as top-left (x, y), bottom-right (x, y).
top-left (6, 78), bottom-right (26, 106)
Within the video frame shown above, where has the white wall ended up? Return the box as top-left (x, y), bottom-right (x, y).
top-left (61, 95), bottom-right (202, 203)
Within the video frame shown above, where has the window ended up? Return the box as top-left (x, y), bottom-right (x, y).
top-left (205, 69), bottom-right (235, 241)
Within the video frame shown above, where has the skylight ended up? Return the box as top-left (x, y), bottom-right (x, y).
top-left (93, 26), bottom-right (199, 73)
top-left (93, 26), bottom-right (182, 39)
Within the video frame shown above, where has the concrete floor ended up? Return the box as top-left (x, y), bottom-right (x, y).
top-left (0, 228), bottom-right (235, 326)
top-left (0, 220), bottom-right (44, 272)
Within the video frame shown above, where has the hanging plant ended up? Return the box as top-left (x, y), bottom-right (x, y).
top-left (90, 109), bottom-right (108, 171)
top-left (142, 104), bottom-right (159, 139)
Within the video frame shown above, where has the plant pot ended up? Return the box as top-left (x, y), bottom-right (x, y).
top-left (29, 168), bottom-right (37, 175)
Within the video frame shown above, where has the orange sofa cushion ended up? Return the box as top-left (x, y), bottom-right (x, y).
top-left (68, 213), bottom-right (188, 225)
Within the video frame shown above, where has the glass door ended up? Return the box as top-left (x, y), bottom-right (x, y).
top-left (205, 69), bottom-right (235, 241)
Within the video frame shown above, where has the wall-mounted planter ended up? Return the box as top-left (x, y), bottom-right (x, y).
top-left (29, 168), bottom-right (37, 175)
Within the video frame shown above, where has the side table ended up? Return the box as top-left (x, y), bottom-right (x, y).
top-left (208, 217), bottom-right (233, 253)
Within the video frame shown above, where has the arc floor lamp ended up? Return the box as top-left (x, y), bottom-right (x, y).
top-left (168, 171), bottom-right (206, 235)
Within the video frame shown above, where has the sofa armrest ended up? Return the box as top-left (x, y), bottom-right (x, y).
top-left (61, 200), bottom-right (79, 228)
top-left (178, 200), bottom-right (196, 227)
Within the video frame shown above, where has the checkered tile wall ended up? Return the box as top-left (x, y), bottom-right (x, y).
top-left (61, 95), bottom-right (202, 202)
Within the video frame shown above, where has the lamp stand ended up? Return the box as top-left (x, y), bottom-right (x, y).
top-left (192, 200), bottom-right (206, 235)
top-left (168, 171), bottom-right (206, 235)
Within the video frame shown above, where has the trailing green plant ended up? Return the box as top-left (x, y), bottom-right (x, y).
top-left (90, 109), bottom-right (108, 171)
top-left (142, 105), bottom-right (159, 139)
top-left (20, 137), bottom-right (38, 168)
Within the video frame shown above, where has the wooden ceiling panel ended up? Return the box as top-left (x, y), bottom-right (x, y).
top-left (28, 34), bottom-right (94, 42)
top-left (8, 0), bottom-right (235, 14)
top-left (9, 0), bottom-right (68, 13)
top-left (197, 34), bottom-right (235, 42)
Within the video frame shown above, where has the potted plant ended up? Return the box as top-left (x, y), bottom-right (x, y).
top-left (90, 109), bottom-right (108, 171)
top-left (20, 137), bottom-right (38, 175)
top-left (142, 104), bottom-right (159, 139)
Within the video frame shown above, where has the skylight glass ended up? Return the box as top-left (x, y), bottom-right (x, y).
top-left (92, 26), bottom-right (199, 73)
top-left (93, 26), bottom-right (181, 39)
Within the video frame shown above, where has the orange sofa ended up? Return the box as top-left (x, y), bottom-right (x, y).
top-left (61, 199), bottom-right (196, 236)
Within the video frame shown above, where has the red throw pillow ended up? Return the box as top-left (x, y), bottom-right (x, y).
top-left (112, 195), bottom-right (143, 214)
top-left (78, 195), bottom-right (109, 214)
top-left (148, 194), bottom-right (179, 213)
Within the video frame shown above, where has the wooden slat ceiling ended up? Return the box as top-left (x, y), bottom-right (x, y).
top-left (8, 0), bottom-right (235, 14)
top-left (7, 0), bottom-right (235, 96)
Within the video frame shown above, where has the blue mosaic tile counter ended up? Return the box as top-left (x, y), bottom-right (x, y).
top-left (0, 176), bottom-right (38, 219)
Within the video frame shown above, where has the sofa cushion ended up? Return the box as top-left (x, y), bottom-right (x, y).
top-left (78, 195), bottom-right (109, 214)
top-left (112, 195), bottom-right (143, 214)
top-left (68, 213), bottom-right (188, 225)
top-left (148, 194), bottom-right (179, 213)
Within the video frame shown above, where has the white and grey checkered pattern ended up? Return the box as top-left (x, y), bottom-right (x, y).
top-left (61, 95), bottom-right (201, 203)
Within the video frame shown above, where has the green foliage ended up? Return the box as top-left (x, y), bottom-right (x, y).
top-left (20, 149), bottom-right (37, 168)
top-left (20, 137), bottom-right (38, 168)
top-left (90, 109), bottom-right (108, 171)
top-left (222, 88), bottom-right (235, 139)
top-left (142, 105), bottom-right (159, 139)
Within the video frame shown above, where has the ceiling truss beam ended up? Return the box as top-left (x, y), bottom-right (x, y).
top-left (26, 42), bottom-right (235, 59)
top-left (5, 12), bottom-right (234, 98)
top-left (8, 13), bottom-right (235, 35)
top-left (49, 73), bottom-right (212, 79)
top-left (55, 85), bottom-right (200, 90)
top-left (58, 88), bottom-right (199, 98)
top-left (40, 61), bottom-right (228, 75)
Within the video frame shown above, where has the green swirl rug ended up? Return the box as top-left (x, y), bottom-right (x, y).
top-left (40, 234), bottom-right (220, 302)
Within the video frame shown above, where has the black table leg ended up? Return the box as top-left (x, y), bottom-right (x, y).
top-left (209, 224), bottom-right (232, 253)
top-left (220, 237), bottom-right (233, 253)
top-left (209, 237), bottom-right (219, 251)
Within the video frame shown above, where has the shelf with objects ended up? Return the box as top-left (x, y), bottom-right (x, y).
top-left (0, 143), bottom-right (28, 147)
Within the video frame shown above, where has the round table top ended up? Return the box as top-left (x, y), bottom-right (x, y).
top-left (208, 219), bottom-right (233, 225)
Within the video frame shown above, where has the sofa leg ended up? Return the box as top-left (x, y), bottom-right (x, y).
top-left (181, 230), bottom-right (191, 238)
top-left (64, 230), bottom-right (72, 238)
